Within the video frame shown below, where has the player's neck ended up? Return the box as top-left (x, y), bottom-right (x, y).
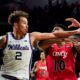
top-left (41, 59), bottom-right (45, 63)
top-left (13, 26), bottom-right (26, 39)
top-left (13, 31), bottom-right (25, 39)
top-left (57, 42), bottom-right (65, 47)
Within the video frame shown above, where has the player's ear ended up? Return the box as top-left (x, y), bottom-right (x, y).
top-left (13, 23), bottom-right (18, 29)
top-left (14, 23), bottom-right (17, 26)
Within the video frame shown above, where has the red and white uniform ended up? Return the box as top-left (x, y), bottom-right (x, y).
top-left (36, 60), bottom-right (49, 80)
top-left (46, 43), bottom-right (77, 80)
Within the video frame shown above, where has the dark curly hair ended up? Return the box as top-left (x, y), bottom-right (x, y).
top-left (8, 11), bottom-right (29, 25)
top-left (52, 24), bottom-right (68, 32)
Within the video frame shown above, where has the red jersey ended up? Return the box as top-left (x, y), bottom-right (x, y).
top-left (36, 60), bottom-right (49, 80)
top-left (46, 43), bottom-right (77, 80)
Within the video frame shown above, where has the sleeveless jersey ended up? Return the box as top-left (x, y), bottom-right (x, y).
top-left (46, 43), bottom-right (77, 80)
top-left (1, 32), bottom-right (32, 79)
top-left (36, 60), bottom-right (49, 80)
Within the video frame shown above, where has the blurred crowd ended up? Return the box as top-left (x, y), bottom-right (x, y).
top-left (0, 0), bottom-right (80, 33)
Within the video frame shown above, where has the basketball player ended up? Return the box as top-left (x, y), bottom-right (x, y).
top-left (0, 11), bottom-right (79, 80)
top-left (39, 24), bottom-right (80, 80)
top-left (31, 51), bottom-right (49, 80)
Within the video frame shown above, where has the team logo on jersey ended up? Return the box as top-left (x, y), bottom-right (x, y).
top-left (24, 40), bottom-right (27, 42)
top-left (52, 51), bottom-right (68, 59)
top-left (8, 44), bottom-right (29, 50)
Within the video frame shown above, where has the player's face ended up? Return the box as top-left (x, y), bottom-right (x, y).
top-left (53, 27), bottom-right (64, 42)
top-left (17, 17), bottom-right (28, 34)
top-left (40, 52), bottom-right (45, 60)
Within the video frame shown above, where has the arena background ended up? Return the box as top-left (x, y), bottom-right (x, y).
top-left (0, 0), bottom-right (80, 34)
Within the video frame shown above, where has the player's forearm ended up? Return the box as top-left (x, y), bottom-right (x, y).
top-left (32, 64), bottom-right (38, 73)
top-left (39, 39), bottom-right (57, 45)
top-left (39, 39), bottom-right (58, 50)
top-left (53, 30), bottom-right (77, 38)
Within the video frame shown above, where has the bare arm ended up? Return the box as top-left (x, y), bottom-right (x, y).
top-left (30, 61), bottom-right (38, 77)
top-left (32, 61), bottom-right (38, 72)
top-left (39, 38), bottom-right (59, 50)
top-left (31, 30), bottom-right (78, 41)
top-left (30, 30), bottom-right (79, 47)
top-left (31, 32), bottom-right (56, 41)
top-left (53, 30), bottom-right (79, 37)
top-left (39, 38), bottom-right (74, 50)
top-left (0, 35), bottom-right (6, 49)
top-left (65, 18), bottom-right (80, 28)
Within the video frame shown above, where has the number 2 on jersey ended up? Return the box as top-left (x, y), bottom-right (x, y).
top-left (54, 60), bottom-right (65, 71)
top-left (15, 52), bottom-right (22, 60)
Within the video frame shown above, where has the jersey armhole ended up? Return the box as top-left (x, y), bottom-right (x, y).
top-left (2, 34), bottom-right (8, 50)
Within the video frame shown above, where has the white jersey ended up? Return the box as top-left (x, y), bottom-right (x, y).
top-left (1, 32), bottom-right (32, 79)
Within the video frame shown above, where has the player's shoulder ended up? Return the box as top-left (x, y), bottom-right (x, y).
top-left (30, 32), bottom-right (41, 36)
top-left (0, 35), bottom-right (7, 42)
top-left (31, 31), bottom-right (40, 34)
top-left (30, 31), bottom-right (41, 40)
top-left (0, 35), bottom-right (7, 49)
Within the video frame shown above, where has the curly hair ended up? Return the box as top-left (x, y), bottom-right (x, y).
top-left (8, 11), bottom-right (29, 25)
top-left (52, 24), bottom-right (68, 32)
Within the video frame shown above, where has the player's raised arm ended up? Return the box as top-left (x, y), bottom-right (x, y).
top-left (65, 18), bottom-right (80, 28)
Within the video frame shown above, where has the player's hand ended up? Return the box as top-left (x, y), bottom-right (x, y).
top-left (65, 18), bottom-right (80, 28)
top-left (30, 71), bottom-right (35, 77)
top-left (76, 28), bottom-right (80, 34)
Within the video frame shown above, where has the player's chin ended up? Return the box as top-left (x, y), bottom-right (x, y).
top-left (23, 30), bottom-right (27, 34)
top-left (24, 29), bottom-right (28, 32)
